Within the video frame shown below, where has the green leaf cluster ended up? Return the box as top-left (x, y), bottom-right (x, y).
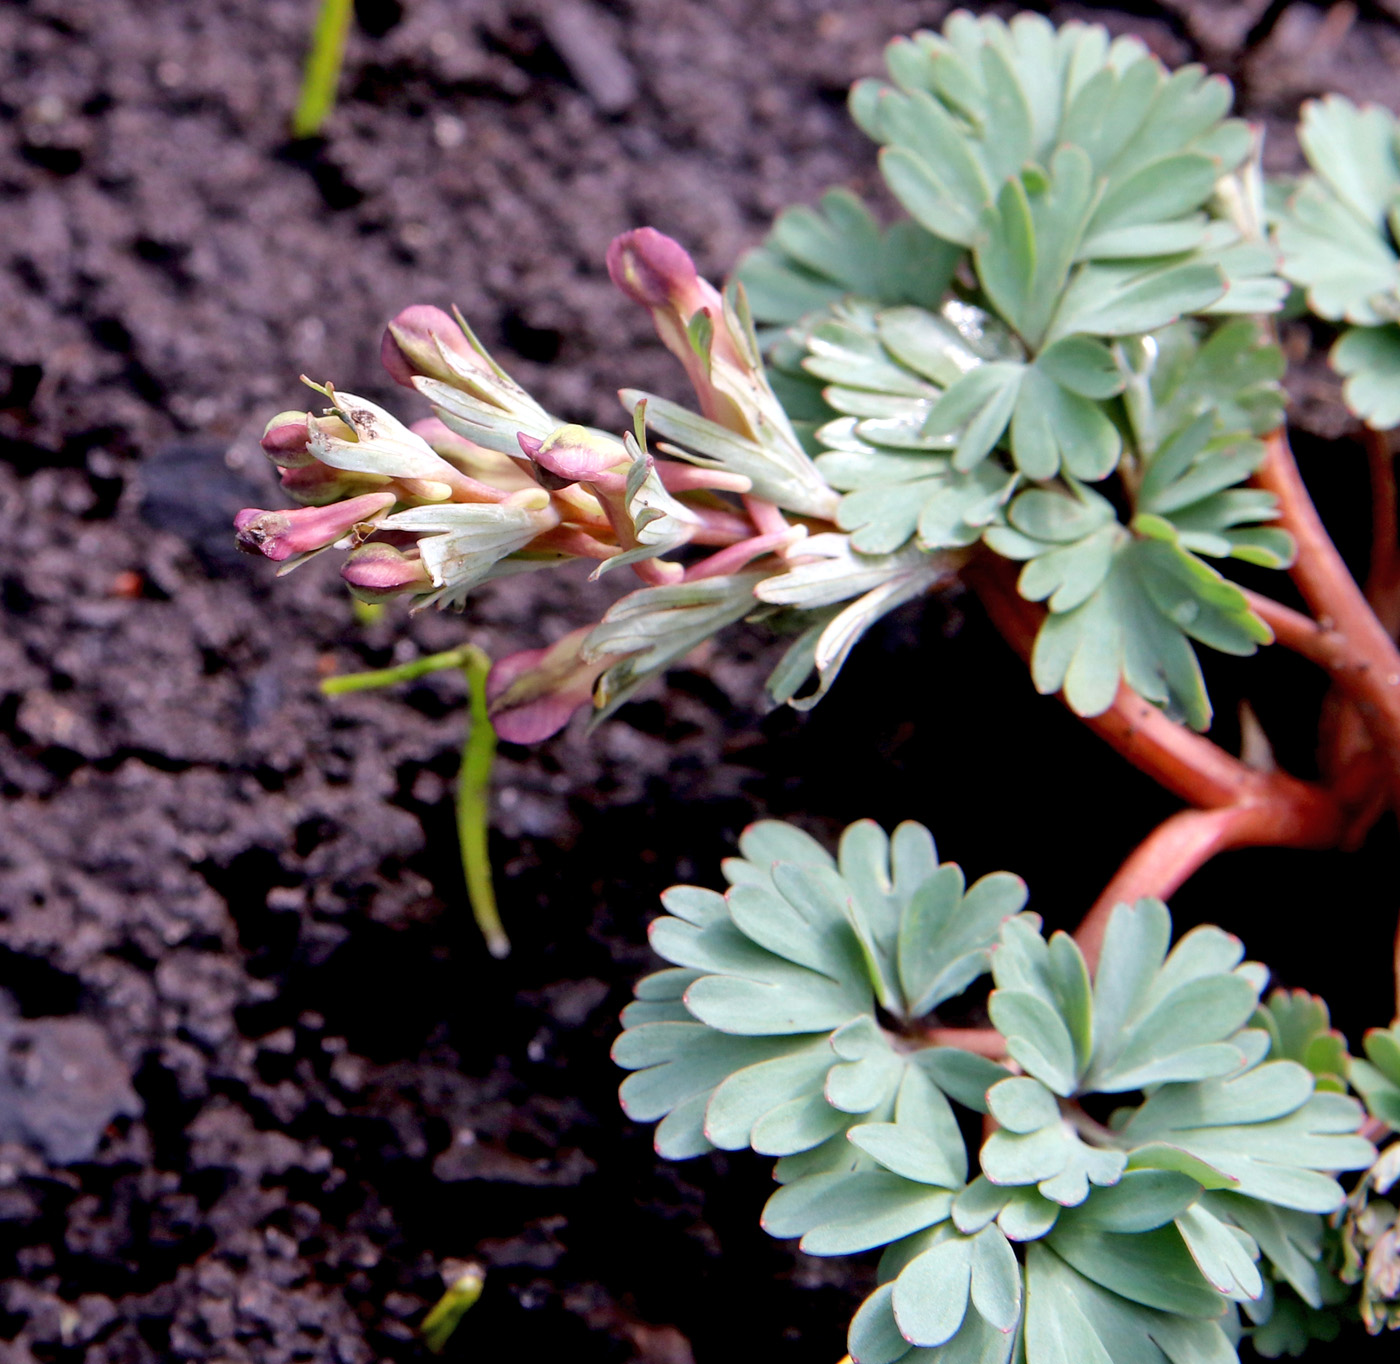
top-left (1350, 1023), bottom-right (1400, 1130)
top-left (1253, 989), bottom-right (1350, 1094)
top-left (613, 817), bottom-right (1027, 1159)
top-left (730, 10), bottom-right (1295, 730)
top-left (1276, 96), bottom-right (1400, 428)
top-left (844, 10), bottom-right (1280, 472)
top-left (737, 188), bottom-right (962, 336)
top-left (754, 268), bottom-right (1288, 726)
top-left (614, 821), bottom-right (1374, 1364)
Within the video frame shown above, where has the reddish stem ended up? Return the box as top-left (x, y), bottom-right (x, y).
top-left (1243, 590), bottom-right (1356, 672)
top-left (1364, 426), bottom-right (1400, 633)
top-left (1317, 428), bottom-right (1400, 785)
top-left (967, 554), bottom-right (1350, 968)
top-left (1256, 429), bottom-right (1400, 806)
top-left (684, 529), bottom-right (799, 582)
top-left (1077, 797), bottom-right (1343, 969)
top-left (969, 558), bottom-right (1264, 807)
top-left (920, 1027), bottom-right (1007, 1059)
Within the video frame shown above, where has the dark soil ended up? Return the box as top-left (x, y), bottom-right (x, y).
top-left (2, 1), bottom-right (1399, 1361)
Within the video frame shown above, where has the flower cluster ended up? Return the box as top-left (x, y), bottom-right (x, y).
top-left (236, 230), bottom-right (957, 740)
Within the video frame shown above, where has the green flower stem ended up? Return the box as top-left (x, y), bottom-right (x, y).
top-left (458, 647), bottom-right (509, 959)
top-left (319, 647), bottom-right (479, 695)
top-left (319, 644), bottom-right (510, 958)
top-left (292, 0), bottom-right (354, 139)
top-left (1257, 428), bottom-right (1400, 809)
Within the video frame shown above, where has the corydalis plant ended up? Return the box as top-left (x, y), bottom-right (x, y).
top-left (615, 817), bottom-right (1375, 1364)
top-left (238, 9), bottom-right (1307, 741)
top-left (231, 12), bottom-right (1400, 1356)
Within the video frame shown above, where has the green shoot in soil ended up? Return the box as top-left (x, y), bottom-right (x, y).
top-left (321, 645), bottom-right (509, 956)
top-left (292, 0), bottom-right (353, 138)
top-left (420, 1261), bottom-right (485, 1354)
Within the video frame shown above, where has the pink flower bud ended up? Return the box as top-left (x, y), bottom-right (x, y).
top-left (605, 228), bottom-right (744, 427)
top-left (606, 228), bottom-right (719, 320)
top-left (260, 411), bottom-right (355, 468)
top-left (381, 305), bottom-right (486, 388)
top-left (340, 543), bottom-right (432, 603)
top-left (234, 491), bottom-right (397, 562)
top-left (486, 628), bottom-right (615, 744)
top-left (519, 425), bottom-right (627, 483)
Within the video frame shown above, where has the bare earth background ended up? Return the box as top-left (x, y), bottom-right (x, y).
top-left (2, 1), bottom-right (1400, 1360)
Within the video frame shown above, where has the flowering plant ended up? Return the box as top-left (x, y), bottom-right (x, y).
top-left (235, 10), bottom-right (1400, 1358)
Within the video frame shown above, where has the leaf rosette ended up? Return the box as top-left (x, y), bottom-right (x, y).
top-left (613, 818), bottom-right (1028, 1160)
top-left (730, 10), bottom-right (1295, 732)
top-left (746, 266), bottom-right (1289, 727)
top-left (615, 823), bottom-right (1374, 1364)
top-left (843, 10), bottom-right (1282, 480)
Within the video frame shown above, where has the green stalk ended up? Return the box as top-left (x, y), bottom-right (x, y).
top-left (319, 644), bottom-right (510, 957)
top-left (458, 647), bottom-right (509, 958)
top-left (292, 0), bottom-right (354, 139)
top-left (319, 646), bottom-right (476, 695)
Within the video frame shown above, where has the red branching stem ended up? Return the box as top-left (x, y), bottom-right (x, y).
top-left (967, 554), bottom-right (1351, 969)
top-left (1244, 590), bottom-right (1397, 804)
top-left (1256, 429), bottom-right (1400, 805)
top-left (1242, 591), bottom-right (1356, 672)
top-left (968, 558), bottom-right (1263, 807)
top-left (1316, 428), bottom-right (1400, 789)
top-left (1364, 426), bottom-right (1400, 633)
top-left (1077, 797), bottom-right (1343, 969)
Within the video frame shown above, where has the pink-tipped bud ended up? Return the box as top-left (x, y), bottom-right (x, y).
top-left (520, 425), bottom-right (627, 483)
top-left (606, 228), bottom-right (717, 319)
top-left (260, 411), bottom-right (355, 468)
top-left (486, 628), bottom-right (613, 744)
top-left (278, 461), bottom-right (392, 508)
top-left (340, 543), bottom-right (432, 603)
top-left (605, 228), bottom-right (744, 428)
top-left (234, 491), bottom-right (397, 562)
top-left (381, 305), bottom-right (485, 388)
